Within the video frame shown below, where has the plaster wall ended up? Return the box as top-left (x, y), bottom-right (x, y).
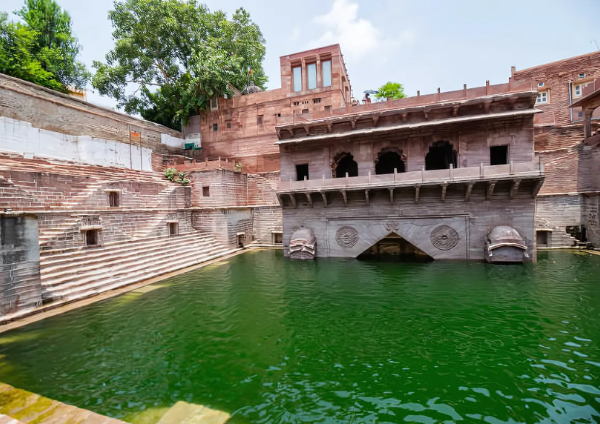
top-left (0, 117), bottom-right (153, 171)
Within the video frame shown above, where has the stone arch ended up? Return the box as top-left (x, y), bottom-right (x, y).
top-left (332, 152), bottom-right (358, 178)
top-left (425, 141), bottom-right (457, 170)
top-left (375, 147), bottom-right (406, 174)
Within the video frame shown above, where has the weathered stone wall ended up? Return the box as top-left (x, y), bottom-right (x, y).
top-left (0, 214), bottom-right (41, 314)
top-left (252, 206), bottom-right (283, 243)
top-left (0, 73), bottom-right (183, 154)
top-left (582, 195), bottom-right (600, 246)
top-left (281, 182), bottom-right (537, 261)
top-left (535, 195), bottom-right (582, 229)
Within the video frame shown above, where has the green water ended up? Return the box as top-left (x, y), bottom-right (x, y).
top-left (0, 251), bottom-right (599, 423)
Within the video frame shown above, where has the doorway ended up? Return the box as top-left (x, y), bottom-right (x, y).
top-left (375, 149), bottom-right (405, 174)
top-left (334, 153), bottom-right (358, 178)
top-left (425, 141), bottom-right (457, 170)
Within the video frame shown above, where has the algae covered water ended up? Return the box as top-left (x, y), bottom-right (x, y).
top-left (0, 250), bottom-right (599, 423)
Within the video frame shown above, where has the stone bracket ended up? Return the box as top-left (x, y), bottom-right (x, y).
top-left (365, 190), bottom-right (370, 206)
top-left (465, 182), bottom-right (474, 201)
top-left (305, 192), bottom-right (313, 208)
top-left (289, 193), bottom-right (297, 208)
top-left (340, 189), bottom-right (347, 206)
top-left (486, 181), bottom-right (497, 201)
top-left (415, 185), bottom-right (421, 203)
top-left (441, 183), bottom-right (448, 201)
top-left (320, 191), bottom-right (328, 207)
top-left (510, 179), bottom-right (521, 199)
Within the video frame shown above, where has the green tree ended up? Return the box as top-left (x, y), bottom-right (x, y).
top-left (0, 12), bottom-right (63, 91)
top-left (92, 0), bottom-right (267, 130)
top-left (375, 82), bottom-right (406, 101)
top-left (16, 0), bottom-right (89, 90)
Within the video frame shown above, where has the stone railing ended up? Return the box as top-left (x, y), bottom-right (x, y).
top-left (277, 160), bottom-right (544, 192)
top-left (177, 157), bottom-right (240, 172)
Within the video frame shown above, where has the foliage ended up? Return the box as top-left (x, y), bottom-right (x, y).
top-left (16, 0), bottom-right (89, 90)
top-left (165, 168), bottom-right (190, 185)
top-left (0, 12), bottom-right (63, 90)
top-left (92, 0), bottom-right (268, 130)
top-left (375, 82), bottom-right (406, 101)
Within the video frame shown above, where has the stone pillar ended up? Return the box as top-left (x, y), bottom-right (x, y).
top-left (301, 58), bottom-right (307, 92)
top-left (316, 58), bottom-right (322, 88)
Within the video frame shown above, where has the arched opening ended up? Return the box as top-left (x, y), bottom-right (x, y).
top-left (425, 141), bottom-right (457, 170)
top-left (334, 152), bottom-right (358, 178)
top-left (375, 149), bottom-right (405, 174)
top-left (357, 233), bottom-right (432, 262)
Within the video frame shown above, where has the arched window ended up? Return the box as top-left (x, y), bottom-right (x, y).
top-left (425, 141), bottom-right (457, 170)
top-left (375, 149), bottom-right (405, 174)
top-left (334, 152), bottom-right (358, 178)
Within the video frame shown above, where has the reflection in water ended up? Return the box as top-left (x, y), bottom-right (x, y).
top-left (0, 251), bottom-right (598, 423)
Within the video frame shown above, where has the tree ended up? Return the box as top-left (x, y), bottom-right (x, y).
top-left (92, 0), bottom-right (267, 130)
top-left (0, 0), bottom-right (88, 92)
top-left (375, 82), bottom-right (406, 101)
top-left (0, 12), bottom-right (63, 91)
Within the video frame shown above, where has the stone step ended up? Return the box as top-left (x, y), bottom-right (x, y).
top-left (40, 232), bottom-right (204, 263)
top-left (156, 401), bottom-right (230, 424)
top-left (40, 236), bottom-right (218, 277)
top-left (42, 242), bottom-right (230, 294)
top-left (41, 238), bottom-right (219, 283)
top-left (43, 247), bottom-right (238, 302)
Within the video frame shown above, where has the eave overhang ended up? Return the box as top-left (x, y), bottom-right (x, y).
top-left (275, 108), bottom-right (542, 146)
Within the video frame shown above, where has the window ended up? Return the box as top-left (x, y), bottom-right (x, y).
top-left (293, 101), bottom-right (300, 106)
top-left (84, 229), bottom-right (99, 246)
top-left (272, 232), bottom-right (283, 244)
top-left (210, 98), bottom-right (218, 110)
top-left (573, 84), bottom-right (582, 97)
top-left (307, 63), bottom-right (317, 90)
top-left (203, 186), bottom-right (210, 197)
top-left (296, 164), bottom-right (309, 181)
top-left (538, 82), bottom-right (544, 87)
top-left (579, 73), bottom-right (586, 78)
top-left (168, 222), bottom-right (179, 236)
top-left (108, 191), bottom-right (119, 207)
top-left (293, 66), bottom-right (302, 92)
top-left (313, 98), bottom-right (321, 104)
top-left (536, 91), bottom-right (548, 104)
top-left (490, 145), bottom-right (509, 165)
top-left (213, 123), bottom-right (218, 132)
top-left (226, 122), bottom-right (231, 128)
top-left (325, 105), bottom-right (331, 112)
top-left (257, 115), bottom-right (263, 125)
top-left (302, 109), bottom-right (309, 114)
top-left (322, 60), bottom-right (332, 87)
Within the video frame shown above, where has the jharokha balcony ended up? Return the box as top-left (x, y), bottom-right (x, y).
top-left (276, 160), bottom-right (545, 207)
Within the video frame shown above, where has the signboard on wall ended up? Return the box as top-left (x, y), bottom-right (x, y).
top-left (130, 131), bottom-right (141, 143)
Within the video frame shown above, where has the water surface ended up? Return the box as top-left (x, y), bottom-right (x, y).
top-left (0, 250), bottom-right (599, 423)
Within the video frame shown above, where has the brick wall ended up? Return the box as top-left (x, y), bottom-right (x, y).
top-left (512, 51), bottom-right (600, 126)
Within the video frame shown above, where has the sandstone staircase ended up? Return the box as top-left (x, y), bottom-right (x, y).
top-left (536, 217), bottom-right (579, 248)
top-left (39, 231), bottom-right (237, 305)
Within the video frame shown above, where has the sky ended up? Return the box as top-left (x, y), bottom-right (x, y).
top-left (3, 0), bottom-right (599, 110)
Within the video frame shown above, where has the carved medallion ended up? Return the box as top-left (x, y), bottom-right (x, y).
top-left (430, 225), bottom-right (459, 250)
top-left (336, 226), bottom-right (359, 248)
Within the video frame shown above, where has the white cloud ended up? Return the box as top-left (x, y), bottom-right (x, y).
top-left (309, 0), bottom-right (413, 61)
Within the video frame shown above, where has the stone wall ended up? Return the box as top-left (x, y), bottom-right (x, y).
top-left (582, 195), bottom-right (600, 246)
top-left (0, 214), bottom-right (41, 314)
top-left (535, 195), bottom-right (582, 229)
top-left (281, 182), bottom-right (537, 261)
top-left (0, 73), bottom-right (183, 154)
